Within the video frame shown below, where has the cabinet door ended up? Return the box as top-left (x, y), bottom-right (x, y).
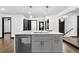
top-left (42, 40), bottom-right (51, 53)
top-left (53, 39), bottom-right (62, 53)
top-left (32, 41), bottom-right (42, 53)
top-left (53, 35), bottom-right (63, 53)
top-left (32, 36), bottom-right (52, 53)
top-left (32, 36), bottom-right (43, 53)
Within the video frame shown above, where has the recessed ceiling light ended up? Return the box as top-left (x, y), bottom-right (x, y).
top-left (28, 11), bottom-right (31, 14)
top-left (1, 8), bottom-right (5, 11)
top-left (46, 16), bottom-right (48, 19)
top-left (29, 15), bottom-right (33, 19)
top-left (43, 12), bottom-right (47, 15)
top-left (63, 15), bottom-right (68, 18)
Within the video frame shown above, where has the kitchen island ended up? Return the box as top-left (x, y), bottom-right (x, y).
top-left (15, 31), bottom-right (63, 53)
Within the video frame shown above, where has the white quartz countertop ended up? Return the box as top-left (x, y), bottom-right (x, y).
top-left (15, 31), bottom-right (63, 35)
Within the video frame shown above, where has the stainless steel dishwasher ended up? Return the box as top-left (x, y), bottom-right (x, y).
top-left (15, 35), bottom-right (32, 53)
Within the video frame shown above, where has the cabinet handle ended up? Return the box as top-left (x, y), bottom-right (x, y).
top-left (40, 41), bottom-right (44, 47)
top-left (54, 40), bottom-right (59, 44)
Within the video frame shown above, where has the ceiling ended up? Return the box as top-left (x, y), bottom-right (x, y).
top-left (67, 8), bottom-right (79, 14)
top-left (0, 6), bottom-right (69, 18)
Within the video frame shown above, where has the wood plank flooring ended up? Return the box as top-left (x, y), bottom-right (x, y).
top-left (63, 40), bottom-right (79, 53)
top-left (0, 34), bottom-right (79, 53)
top-left (0, 34), bottom-right (14, 53)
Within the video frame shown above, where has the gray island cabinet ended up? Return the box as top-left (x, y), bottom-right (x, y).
top-left (15, 32), bottom-right (63, 53)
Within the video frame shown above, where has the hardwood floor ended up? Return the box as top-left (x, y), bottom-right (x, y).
top-left (0, 34), bottom-right (14, 53)
top-left (0, 34), bottom-right (79, 53)
top-left (64, 37), bottom-right (79, 47)
top-left (63, 40), bottom-right (79, 53)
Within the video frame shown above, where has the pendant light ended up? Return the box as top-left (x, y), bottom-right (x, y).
top-left (59, 17), bottom-right (64, 22)
top-left (28, 6), bottom-right (33, 19)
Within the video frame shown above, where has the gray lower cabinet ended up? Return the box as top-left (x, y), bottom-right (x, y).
top-left (32, 36), bottom-right (52, 52)
top-left (32, 34), bottom-right (62, 53)
top-left (15, 34), bottom-right (63, 53)
top-left (53, 39), bottom-right (62, 52)
top-left (53, 35), bottom-right (63, 53)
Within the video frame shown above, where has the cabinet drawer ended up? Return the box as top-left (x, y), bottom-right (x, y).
top-left (32, 34), bottom-right (53, 37)
top-left (52, 35), bottom-right (62, 40)
top-left (15, 35), bottom-right (31, 38)
top-left (32, 36), bottom-right (53, 42)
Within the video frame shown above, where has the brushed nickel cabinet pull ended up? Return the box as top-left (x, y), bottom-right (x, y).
top-left (40, 41), bottom-right (44, 47)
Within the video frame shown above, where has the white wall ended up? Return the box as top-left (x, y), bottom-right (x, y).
top-left (12, 15), bottom-right (25, 37)
top-left (0, 14), bottom-right (59, 37)
top-left (0, 14), bottom-right (25, 37)
top-left (49, 16), bottom-right (59, 32)
top-left (36, 16), bottom-right (59, 32)
top-left (25, 15), bottom-right (59, 32)
top-left (65, 14), bottom-right (77, 37)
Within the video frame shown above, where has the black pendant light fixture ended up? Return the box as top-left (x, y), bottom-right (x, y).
top-left (46, 6), bottom-right (48, 8)
top-left (29, 6), bottom-right (32, 8)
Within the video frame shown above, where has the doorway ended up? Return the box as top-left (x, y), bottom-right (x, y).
top-left (59, 19), bottom-right (65, 33)
top-left (77, 16), bottom-right (79, 37)
top-left (2, 17), bottom-right (11, 40)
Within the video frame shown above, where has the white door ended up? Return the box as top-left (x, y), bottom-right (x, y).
top-left (4, 18), bottom-right (10, 33)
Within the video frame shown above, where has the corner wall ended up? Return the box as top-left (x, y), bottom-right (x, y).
top-left (49, 16), bottom-right (59, 32)
top-left (65, 14), bottom-right (77, 37)
top-left (0, 14), bottom-right (25, 37)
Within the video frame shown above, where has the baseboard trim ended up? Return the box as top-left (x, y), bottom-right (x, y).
top-left (0, 37), bottom-right (14, 39)
top-left (0, 37), bottom-right (2, 39)
top-left (63, 40), bottom-right (79, 49)
top-left (4, 32), bottom-right (11, 34)
top-left (70, 36), bottom-right (78, 38)
top-left (11, 37), bottom-right (14, 39)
